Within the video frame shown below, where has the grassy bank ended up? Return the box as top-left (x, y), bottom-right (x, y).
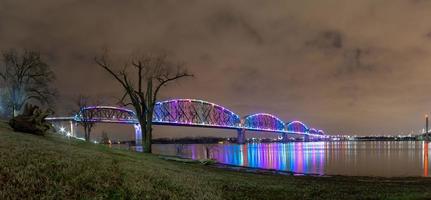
top-left (1, 122), bottom-right (431, 199)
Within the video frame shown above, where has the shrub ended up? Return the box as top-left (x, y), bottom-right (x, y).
top-left (9, 104), bottom-right (52, 135)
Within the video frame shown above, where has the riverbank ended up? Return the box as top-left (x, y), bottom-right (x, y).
top-left (1, 123), bottom-right (431, 199)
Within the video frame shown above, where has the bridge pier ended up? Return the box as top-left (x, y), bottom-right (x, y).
top-left (69, 121), bottom-right (76, 137)
top-left (281, 133), bottom-right (289, 143)
top-left (134, 124), bottom-right (143, 152)
top-left (303, 134), bottom-right (310, 142)
top-left (237, 129), bottom-right (246, 144)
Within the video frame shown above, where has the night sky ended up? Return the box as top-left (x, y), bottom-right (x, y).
top-left (1, 0), bottom-right (431, 139)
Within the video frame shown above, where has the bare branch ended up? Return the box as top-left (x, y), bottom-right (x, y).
top-left (116, 91), bottom-right (129, 105)
top-left (94, 56), bottom-right (128, 90)
top-left (153, 72), bottom-right (193, 104)
top-left (0, 49), bottom-right (57, 116)
top-left (95, 50), bottom-right (193, 153)
top-left (0, 72), bottom-right (5, 80)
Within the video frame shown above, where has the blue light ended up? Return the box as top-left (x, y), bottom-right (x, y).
top-left (47, 98), bottom-right (326, 138)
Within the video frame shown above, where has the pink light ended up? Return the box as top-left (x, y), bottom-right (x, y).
top-left (53, 98), bottom-right (327, 137)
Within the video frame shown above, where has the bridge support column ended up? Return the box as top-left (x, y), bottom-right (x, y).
top-left (237, 129), bottom-right (246, 144)
top-left (304, 135), bottom-right (310, 142)
top-left (281, 133), bottom-right (289, 143)
top-left (134, 124), bottom-right (143, 152)
top-left (69, 121), bottom-right (75, 137)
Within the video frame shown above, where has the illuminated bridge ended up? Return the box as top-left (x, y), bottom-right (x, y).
top-left (47, 99), bottom-right (327, 145)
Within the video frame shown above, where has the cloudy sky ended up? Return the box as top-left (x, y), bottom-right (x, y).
top-left (1, 0), bottom-right (431, 139)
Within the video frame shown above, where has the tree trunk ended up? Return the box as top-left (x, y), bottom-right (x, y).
top-left (84, 126), bottom-right (91, 142)
top-left (143, 80), bottom-right (153, 153)
top-left (84, 127), bottom-right (88, 142)
top-left (137, 117), bottom-right (145, 148)
top-left (144, 108), bottom-right (153, 153)
top-left (12, 105), bottom-right (17, 117)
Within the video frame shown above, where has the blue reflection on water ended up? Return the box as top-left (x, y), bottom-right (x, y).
top-left (150, 141), bottom-right (430, 177)
top-left (210, 142), bottom-right (325, 174)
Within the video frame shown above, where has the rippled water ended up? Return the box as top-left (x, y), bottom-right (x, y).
top-left (152, 141), bottom-right (431, 177)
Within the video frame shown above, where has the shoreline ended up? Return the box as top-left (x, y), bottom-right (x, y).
top-left (158, 155), bottom-right (430, 180)
top-left (158, 155), bottom-right (320, 176)
top-left (2, 127), bottom-right (431, 199)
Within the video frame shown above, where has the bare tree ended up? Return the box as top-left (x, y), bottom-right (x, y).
top-left (100, 131), bottom-right (111, 144)
top-left (95, 52), bottom-right (192, 153)
top-left (0, 89), bottom-right (12, 119)
top-left (72, 95), bottom-right (99, 142)
top-left (0, 49), bottom-right (57, 118)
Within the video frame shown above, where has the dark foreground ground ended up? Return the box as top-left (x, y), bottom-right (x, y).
top-left (1, 122), bottom-right (431, 200)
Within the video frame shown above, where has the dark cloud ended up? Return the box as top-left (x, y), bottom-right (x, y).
top-left (335, 48), bottom-right (374, 77)
top-left (207, 9), bottom-right (263, 44)
top-left (306, 30), bottom-right (343, 49)
top-left (230, 66), bottom-right (262, 94)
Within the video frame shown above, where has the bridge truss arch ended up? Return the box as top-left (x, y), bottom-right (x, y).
top-left (152, 99), bottom-right (241, 129)
top-left (74, 106), bottom-right (138, 124)
top-left (243, 113), bottom-right (285, 133)
top-left (308, 128), bottom-right (318, 134)
top-left (48, 99), bottom-right (326, 145)
top-left (286, 121), bottom-right (309, 134)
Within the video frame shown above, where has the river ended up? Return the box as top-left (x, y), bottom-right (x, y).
top-left (149, 141), bottom-right (430, 177)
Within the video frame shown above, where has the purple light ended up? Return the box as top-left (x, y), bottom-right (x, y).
top-left (156, 99), bottom-right (240, 119)
top-left (309, 128), bottom-right (318, 134)
top-left (286, 121), bottom-right (309, 133)
top-left (153, 98), bottom-right (241, 128)
top-left (47, 99), bottom-right (326, 138)
top-left (243, 113), bottom-right (286, 132)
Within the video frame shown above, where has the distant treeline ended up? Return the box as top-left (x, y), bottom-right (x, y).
top-left (152, 137), bottom-right (234, 144)
top-left (354, 136), bottom-right (417, 141)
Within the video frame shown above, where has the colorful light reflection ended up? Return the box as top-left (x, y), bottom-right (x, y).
top-left (424, 141), bottom-right (429, 177)
top-left (210, 142), bottom-right (325, 175)
top-left (151, 141), bottom-right (431, 177)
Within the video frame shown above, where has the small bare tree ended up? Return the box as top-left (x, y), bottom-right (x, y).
top-left (100, 131), bottom-right (110, 144)
top-left (0, 49), bottom-right (57, 117)
top-left (72, 95), bottom-right (99, 142)
top-left (95, 52), bottom-right (192, 153)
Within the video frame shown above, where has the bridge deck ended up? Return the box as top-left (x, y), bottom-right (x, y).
top-left (46, 117), bottom-right (326, 137)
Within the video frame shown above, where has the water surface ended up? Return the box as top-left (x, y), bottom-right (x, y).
top-left (152, 141), bottom-right (430, 177)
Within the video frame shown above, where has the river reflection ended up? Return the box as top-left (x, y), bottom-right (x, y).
top-left (424, 142), bottom-right (428, 177)
top-left (151, 141), bottom-right (431, 177)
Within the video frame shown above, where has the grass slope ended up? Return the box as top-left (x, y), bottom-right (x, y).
top-left (1, 122), bottom-right (431, 200)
